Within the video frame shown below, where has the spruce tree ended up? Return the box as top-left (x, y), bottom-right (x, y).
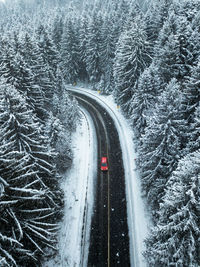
top-left (60, 18), bottom-right (79, 84)
top-left (186, 105), bottom-right (200, 153)
top-left (145, 151), bottom-right (200, 267)
top-left (145, 0), bottom-right (173, 43)
top-left (52, 13), bottom-right (64, 51)
top-left (0, 80), bottom-right (63, 266)
top-left (36, 24), bottom-right (58, 76)
top-left (85, 11), bottom-right (102, 87)
top-left (99, 14), bottom-right (115, 94)
top-left (78, 12), bottom-right (89, 81)
top-left (184, 60), bottom-right (200, 118)
top-left (114, 16), bottom-right (151, 111)
top-left (138, 79), bottom-right (187, 212)
top-left (155, 13), bottom-right (200, 84)
top-left (129, 63), bottom-right (163, 139)
top-left (30, 36), bottom-right (54, 111)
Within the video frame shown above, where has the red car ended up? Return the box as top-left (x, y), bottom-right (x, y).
top-left (101, 157), bottom-right (108, 171)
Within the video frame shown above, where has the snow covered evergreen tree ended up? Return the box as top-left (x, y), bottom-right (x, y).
top-left (48, 90), bottom-right (79, 171)
top-left (98, 14), bottom-right (115, 94)
top-left (178, 0), bottom-right (200, 23)
top-left (129, 63), bottom-right (163, 139)
top-left (186, 105), bottom-right (200, 153)
top-left (28, 34), bottom-right (55, 112)
top-left (0, 80), bottom-right (63, 266)
top-left (52, 13), bottom-right (64, 51)
top-left (0, 38), bottom-right (47, 120)
top-left (2, 0), bottom-right (200, 265)
top-left (138, 79), bottom-right (187, 212)
top-left (113, 16), bottom-right (151, 111)
top-left (36, 24), bottom-right (58, 76)
top-left (184, 60), bottom-right (200, 119)
top-left (155, 12), bottom-right (200, 84)
top-left (78, 12), bottom-right (89, 81)
top-left (145, 150), bottom-right (200, 267)
top-left (85, 11), bottom-right (102, 87)
top-left (116, 0), bottom-right (130, 30)
top-left (0, 45), bottom-right (19, 87)
top-left (60, 18), bottom-right (79, 84)
top-left (145, 0), bottom-right (173, 43)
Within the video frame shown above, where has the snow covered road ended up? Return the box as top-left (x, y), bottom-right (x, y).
top-left (68, 87), bottom-right (149, 267)
top-left (44, 86), bottom-right (149, 267)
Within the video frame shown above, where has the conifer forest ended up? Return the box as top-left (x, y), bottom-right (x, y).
top-left (0, 0), bottom-right (200, 266)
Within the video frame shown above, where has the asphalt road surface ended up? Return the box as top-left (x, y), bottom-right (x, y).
top-left (72, 92), bottom-right (130, 267)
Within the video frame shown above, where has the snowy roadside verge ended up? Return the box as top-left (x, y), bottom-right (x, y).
top-left (43, 107), bottom-right (97, 267)
top-left (68, 86), bottom-right (149, 267)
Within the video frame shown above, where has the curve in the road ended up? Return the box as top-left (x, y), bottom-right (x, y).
top-left (68, 87), bottom-right (147, 267)
top-left (72, 93), bottom-right (131, 267)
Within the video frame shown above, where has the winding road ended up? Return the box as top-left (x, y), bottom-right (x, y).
top-left (70, 91), bottom-right (131, 267)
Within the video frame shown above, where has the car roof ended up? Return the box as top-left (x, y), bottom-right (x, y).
top-left (101, 157), bottom-right (107, 163)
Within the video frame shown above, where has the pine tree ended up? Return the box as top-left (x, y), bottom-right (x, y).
top-left (184, 60), bottom-right (200, 118)
top-left (53, 66), bottom-right (65, 98)
top-left (78, 12), bottom-right (89, 81)
top-left (126, 2), bottom-right (143, 29)
top-left (138, 79), bottom-right (187, 212)
top-left (36, 24), bottom-right (58, 76)
top-left (52, 13), bottom-right (64, 51)
top-left (178, 0), bottom-right (200, 24)
top-left (129, 63), bottom-right (163, 139)
top-left (60, 18), bottom-right (79, 84)
top-left (145, 0), bottom-right (173, 44)
top-left (46, 90), bottom-right (79, 172)
top-left (116, 0), bottom-right (130, 30)
top-left (186, 105), bottom-right (200, 153)
top-left (0, 80), bottom-right (63, 265)
top-left (145, 150), bottom-right (200, 267)
top-left (99, 14), bottom-right (115, 94)
top-left (85, 11), bottom-right (102, 87)
top-left (155, 12), bottom-right (200, 84)
top-left (113, 16), bottom-right (151, 111)
top-left (0, 41), bottom-right (46, 120)
top-left (0, 45), bottom-right (19, 87)
top-left (29, 35), bottom-right (55, 111)
top-left (45, 113), bottom-right (72, 172)
top-left (57, 92), bottom-right (79, 131)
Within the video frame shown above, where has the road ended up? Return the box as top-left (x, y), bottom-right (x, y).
top-left (71, 92), bottom-right (131, 267)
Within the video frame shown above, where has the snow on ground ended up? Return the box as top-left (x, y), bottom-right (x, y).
top-left (67, 85), bottom-right (151, 267)
top-left (43, 106), bottom-right (97, 267)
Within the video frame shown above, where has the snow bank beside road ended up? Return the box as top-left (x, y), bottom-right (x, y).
top-left (43, 107), bottom-right (97, 267)
top-left (68, 86), bottom-right (149, 267)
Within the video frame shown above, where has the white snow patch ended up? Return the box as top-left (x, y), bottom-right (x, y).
top-left (43, 107), bottom-right (97, 267)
